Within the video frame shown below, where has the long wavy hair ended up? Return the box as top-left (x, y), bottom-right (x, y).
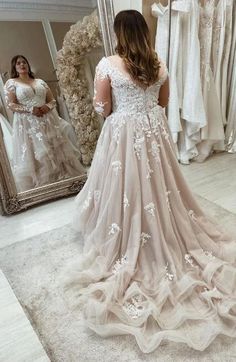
top-left (11, 55), bottom-right (35, 79)
top-left (114, 10), bottom-right (160, 87)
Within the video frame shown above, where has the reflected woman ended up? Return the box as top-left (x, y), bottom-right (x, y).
top-left (4, 55), bottom-right (84, 192)
top-left (66, 10), bottom-right (236, 353)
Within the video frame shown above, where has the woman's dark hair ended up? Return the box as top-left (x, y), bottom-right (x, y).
top-left (114, 10), bottom-right (160, 87)
top-left (11, 55), bottom-right (35, 79)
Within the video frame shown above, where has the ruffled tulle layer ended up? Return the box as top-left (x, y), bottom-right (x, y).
top-left (65, 107), bottom-right (236, 352)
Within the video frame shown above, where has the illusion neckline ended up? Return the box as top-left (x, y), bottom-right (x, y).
top-left (105, 57), bottom-right (163, 92)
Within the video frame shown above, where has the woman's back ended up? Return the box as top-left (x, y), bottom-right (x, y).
top-left (94, 55), bottom-right (168, 116)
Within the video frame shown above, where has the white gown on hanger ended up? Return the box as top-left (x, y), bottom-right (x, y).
top-left (225, 0), bottom-right (236, 152)
top-left (152, 1), bottom-right (206, 164)
top-left (178, 0), bottom-right (207, 164)
top-left (152, 1), bottom-right (184, 145)
top-left (195, 0), bottom-right (225, 161)
top-left (64, 56), bottom-right (236, 353)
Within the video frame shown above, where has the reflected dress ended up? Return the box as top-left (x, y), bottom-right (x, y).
top-left (66, 57), bottom-right (236, 353)
top-left (4, 78), bottom-right (84, 192)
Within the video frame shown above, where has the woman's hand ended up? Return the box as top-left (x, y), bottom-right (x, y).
top-left (32, 106), bottom-right (43, 117)
top-left (39, 104), bottom-right (50, 115)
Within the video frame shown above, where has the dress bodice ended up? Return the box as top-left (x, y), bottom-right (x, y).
top-left (5, 78), bottom-right (49, 108)
top-left (96, 57), bottom-right (168, 115)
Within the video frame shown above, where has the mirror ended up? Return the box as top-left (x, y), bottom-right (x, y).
top-left (0, 2), bottom-right (105, 214)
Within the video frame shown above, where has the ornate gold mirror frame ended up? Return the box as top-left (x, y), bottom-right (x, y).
top-left (0, 121), bottom-right (86, 214)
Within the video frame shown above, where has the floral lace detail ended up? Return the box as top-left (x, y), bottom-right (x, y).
top-left (97, 57), bottom-right (169, 162)
top-left (123, 193), bottom-right (130, 210)
top-left (122, 295), bottom-right (144, 319)
top-left (148, 141), bottom-right (160, 163)
top-left (199, 0), bottom-right (215, 85)
top-left (112, 255), bottom-right (128, 274)
top-left (189, 210), bottom-right (197, 221)
top-left (185, 254), bottom-right (198, 268)
top-left (146, 159), bottom-right (154, 179)
top-left (133, 135), bottom-right (145, 160)
top-left (165, 262), bottom-right (174, 281)
top-left (94, 190), bottom-right (101, 202)
top-left (108, 223), bottom-right (121, 235)
top-left (112, 161), bottom-right (122, 176)
top-left (82, 191), bottom-right (92, 211)
top-left (140, 232), bottom-right (151, 247)
top-left (111, 117), bottom-right (126, 144)
top-left (202, 249), bottom-right (215, 260)
top-left (144, 202), bottom-right (155, 217)
top-left (94, 101), bottom-right (108, 115)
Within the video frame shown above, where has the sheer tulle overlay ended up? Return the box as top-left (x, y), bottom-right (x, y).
top-left (65, 57), bottom-right (236, 353)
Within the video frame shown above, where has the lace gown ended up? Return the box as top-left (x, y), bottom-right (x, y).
top-left (4, 78), bottom-right (84, 192)
top-left (66, 57), bottom-right (236, 353)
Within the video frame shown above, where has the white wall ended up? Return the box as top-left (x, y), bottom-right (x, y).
top-left (113, 0), bottom-right (142, 15)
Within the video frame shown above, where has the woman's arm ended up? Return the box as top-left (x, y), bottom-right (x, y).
top-left (4, 80), bottom-right (32, 114)
top-left (40, 81), bottom-right (57, 114)
top-left (93, 62), bottom-right (112, 118)
top-left (158, 77), bottom-right (169, 108)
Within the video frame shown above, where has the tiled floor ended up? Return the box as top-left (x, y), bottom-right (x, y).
top-left (0, 151), bottom-right (235, 362)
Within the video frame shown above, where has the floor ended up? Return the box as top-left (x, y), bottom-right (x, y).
top-left (0, 151), bottom-right (235, 362)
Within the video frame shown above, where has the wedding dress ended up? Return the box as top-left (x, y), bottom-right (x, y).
top-left (65, 56), bottom-right (236, 353)
top-left (4, 78), bottom-right (84, 192)
top-left (152, 1), bottom-right (206, 164)
top-left (195, 0), bottom-right (225, 160)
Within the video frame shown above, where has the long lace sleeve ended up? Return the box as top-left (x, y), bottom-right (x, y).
top-left (93, 58), bottom-right (112, 118)
top-left (40, 80), bottom-right (57, 110)
top-left (4, 79), bottom-right (33, 113)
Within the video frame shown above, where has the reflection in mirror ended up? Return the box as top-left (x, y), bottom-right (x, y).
top-left (0, 20), bottom-right (90, 193)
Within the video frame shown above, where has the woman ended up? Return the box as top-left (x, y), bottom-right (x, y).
top-left (66, 11), bottom-right (236, 352)
top-left (4, 55), bottom-right (84, 192)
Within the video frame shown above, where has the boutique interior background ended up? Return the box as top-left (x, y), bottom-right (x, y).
top-left (0, 0), bottom-right (105, 215)
top-left (0, 2), bottom-right (236, 362)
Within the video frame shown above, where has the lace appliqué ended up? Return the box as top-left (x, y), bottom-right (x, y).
top-left (94, 190), bottom-right (101, 202)
top-left (144, 202), bottom-right (155, 217)
top-left (146, 159), bottom-right (154, 180)
top-left (122, 295), bottom-right (144, 319)
top-left (112, 161), bottom-right (122, 176)
top-left (165, 262), bottom-right (174, 281)
top-left (185, 254), bottom-right (198, 268)
top-left (82, 191), bottom-right (92, 211)
top-left (189, 210), bottom-right (197, 221)
top-left (123, 193), bottom-right (130, 210)
top-left (140, 232), bottom-right (151, 247)
top-left (148, 141), bottom-right (160, 163)
top-left (133, 135), bottom-right (145, 160)
top-left (111, 117), bottom-right (126, 144)
top-left (108, 223), bottom-right (121, 235)
top-left (201, 249), bottom-right (215, 260)
top-left (112, 255), bottom-right (128, 274)
top-left (94, 101), bottom-right (108, 115)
